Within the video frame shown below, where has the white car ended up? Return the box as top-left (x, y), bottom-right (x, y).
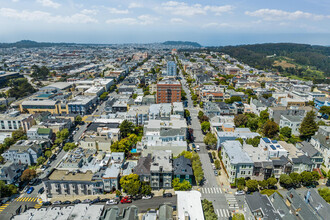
top-left (106, 199), bottom-right (118, 205)
top-left (142, 195), bottom-right (152, 200)
top-left (196, 145), bottom-right (200, 151)
top-left (235, 191), bottom-right (245, 196)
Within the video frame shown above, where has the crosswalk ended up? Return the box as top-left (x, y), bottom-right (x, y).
top-left (215, 209), bottom-right (231, 218)
top-left (225, 194), bottom-right (238, 209)
top-left (15, 197), bottom-right (38, 202)
top-left (201, 187), bottom-right (222, 194)
top-left (0, 203), bottom-right (9, 213)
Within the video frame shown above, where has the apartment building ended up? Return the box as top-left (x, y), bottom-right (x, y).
top-left (150, 150), bottom-right (173, 190)
top-left (0, 111), bottom-right (33, 132)
top-left (156, 79), bottom-right (181, 104)
top-left (221, 141), bottom-right (254, 183)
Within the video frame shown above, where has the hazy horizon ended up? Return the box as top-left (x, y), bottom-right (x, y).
top-left (0, 0), bottom-right (329, 46)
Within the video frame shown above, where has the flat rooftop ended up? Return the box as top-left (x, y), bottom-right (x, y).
top-left (48, 169), bottom-right (94, 181)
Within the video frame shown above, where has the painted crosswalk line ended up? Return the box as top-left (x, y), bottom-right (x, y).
top-left (215, 209), bottom-right (231, 218)
top-left (0, 203), bottom-right (10, 212)
top-left (201, 187), bottom-right (223, 194)
top-left (15, 197), bottom-right (38, 202)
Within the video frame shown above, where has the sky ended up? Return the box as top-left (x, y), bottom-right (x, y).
top-left (0, 0), bottom-right (329, 46)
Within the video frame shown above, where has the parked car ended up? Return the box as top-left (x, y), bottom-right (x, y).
top-left (235, 191), bottom-right (245, 196)
top-left (106, 199), bottom-right (119, 205)
top-left (214, 170), bottom-right (218, 176)
top-left (29, 179), bottom-right (37, 186)
top-left (82, 199), bottom-right (91, 203)
top-left (38, 187), bottom-right (44, 194)
top-left (163, 193), bottom-right (172, 198)
top-left (196, 145), bottom-right (200, 151)
top-left (62, 201), bottom-right (71, 205)
top-left (72, 199), bottom-right (81, 204)
top-left (26, 187), bottom-right (34, 194)
top-left (132, 195), bottom-right (142, 200)
top-left (120, 196), bottom-right (132, 204)
top-left (53, 200), bottom-right (62, 205)
top-left (100, 198), bottom-right (109, 203)
top-left (212, 164), bottom-right (216, 170)
top-left (91, 198), bottom-right (100, 204)
top-left (43, 201), bottom-right (52, 206)
top-left (142, 195), bottom-right (152, 200)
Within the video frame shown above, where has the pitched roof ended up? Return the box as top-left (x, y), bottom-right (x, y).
top-left (133, 154), bottom-right (152, 175)
top-left (245, 192), bottom-right (282, 219)
top-left (173, 156), bottom-right (193, 176)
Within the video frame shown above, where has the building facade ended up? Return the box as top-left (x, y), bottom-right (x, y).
top-left (156, 79), bottom-right (181, 104)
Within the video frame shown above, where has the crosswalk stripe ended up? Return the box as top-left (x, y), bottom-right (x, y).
top-left (210, 188), bottom-right (213, 194)
top-left (216, 209), bottom-right (220, 217)
top-left (219, 209), bottom-right (223, 217)
top-left (226, 209), bottom-right (230, 217)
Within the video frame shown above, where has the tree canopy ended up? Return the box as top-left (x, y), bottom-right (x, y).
top-left (299, 111), bottom-right (318, 140)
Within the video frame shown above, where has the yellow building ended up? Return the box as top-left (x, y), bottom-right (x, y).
top-left (19, 100), bottom-right (69, 114)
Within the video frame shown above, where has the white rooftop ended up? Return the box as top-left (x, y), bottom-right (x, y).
top-left (175, 191), bottom-right (204, 220)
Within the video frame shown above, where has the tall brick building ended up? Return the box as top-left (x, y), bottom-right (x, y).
top-left (157, 79), bottom-right (181, 103)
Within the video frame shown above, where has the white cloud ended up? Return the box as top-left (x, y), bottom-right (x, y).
top-left (245, 9), bottom-right (330, 21)
top-left (81, 9), bottom-right (98, 15)
top-left (204, 5), bottom-right (233, 16)
top-left (108, 7), bottom-right (129, 14)
top-left (0, 8), bottom-right (98, 23)
top-left (11, 0), bottom-right (19, 2)
top-left (128, 3), bottom-right (143, 9)
top-left (170, 18), bottom-right (185, 23)
top-left (203, 22), bottom-right (230, 28)
top-left (158, 1), bottom-right (233, 16)
top-left (106, 14), bottom-right (158, 25)
top-left (36, 0), bottom-right (61, 9)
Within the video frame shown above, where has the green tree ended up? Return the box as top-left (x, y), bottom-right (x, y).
top-left (318, 188), bottom-right (330, 203)
top-left (198, 111), bottom-right (204, 119)
top-left (279, 174), bottom-right (292, 187)
top-left (245, 136), bottom-right (261, 147)
top-left (56, 128), bottom-right (69, 140)
top-left (172, 178), bottom-right (192, 191)
top-left (201, 199), bottom-right (218, 220)
top-left (201, 121), bottom-right (211, 133)
top-left (75, 115), bottom-right (82, 123)
top-left (259, 110), bottom-right (269, 124)
top-left (199, 101), bottom-right (204, 108)
top-left (63, 143), bottom-right (77, 152)
top-left (246, 179), bottom-right (259, 192)
top-left (36, 156), bottom-right (46, 165)
top-left (289, 172), bottom-right (301, 187)
top-left (247, 117), bottom-right (259, 131)
top-left (258, 180), bottom-right (268, 189)
top-left (12, 129), bottom-right (27, 141)
top-left (140, 183), bottom-right (152, 195)
top-left (120, 174), bottom-right (141, 196)
top-left (132, 94), bottom-right (138, 99)
top-left (299, 111), bottom-right (318, 140)
top-left (21, 169), bottom-right (36, 182)
top-left (300, 171), bottom-right (314, 186)
top-left (232, 213), bottom-right (245, 220)
top-left (319, 106), bottom-right (330, 116)
top-left (280, 127), bottom-right (292, 139)
top-left (234, 114), bottom-right (248, 127)
top-left (214, 160), bottom-right (220, 169)
top-left (203, 132), bottom-right (217, 149)
top-left (184, 109), bottom-right (190, 118)
top-left (263, 120), bottom-right (279, 138)
top-left (44, 150), bottom-right (52, 158)
top-left (267, 177), bottom-right (278, 188)
top-left (119, 120), bottom-right (134, 138)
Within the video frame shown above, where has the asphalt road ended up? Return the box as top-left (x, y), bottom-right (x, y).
top-left (181, 71), bottom-right (239, 219)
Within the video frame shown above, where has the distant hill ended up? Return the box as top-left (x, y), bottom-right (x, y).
top-left (162, 41), bottom-right (202, 47)
top-left (0, 40), bottom-right (76, 48)
top-left (209, 43), bottom-right (330, 80)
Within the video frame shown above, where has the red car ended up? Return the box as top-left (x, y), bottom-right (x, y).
top-left (120, 196), bottom-right (132, 204)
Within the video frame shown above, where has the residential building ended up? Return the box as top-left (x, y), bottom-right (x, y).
top-left (175, 191), bottom-right (204, 220)
top-left (279, 115), bottom-right (303, 136)
top-left (173, 156), bottom-right (193, 184)
top-left (221, 141), bottom-right (254, 183)
top-left (166, 61), bottom-right (177, 76)
top-left (272, 156), bottom-right (292, 179)
top-left (259, 138), bottom-right (288, 159)
top-left (150, 150), bottom-right (173, 190)
top-left (244, 192), bottom-right (282, 220)
top-left (0, 161), bottom-right (26, 184)
top-left (27, 127), bottom-right (52, 140)
top-left (296, 141), bottom-right (323, 169)
top-left (268, 106), bottom-right (312, 124)
top-left (156, 79), bottom-right (181, 104)
top-left (269, 193), bottom-right (296, 220)
top-left (2, 140), bottom-right (43, 165)
top-left (216, 128), bottom-right (260, 150)
top-left (102, 163), bottom-right (121, 192)
top-left (19, 100), bottom-right (68, 114)
top-left (134, 154), bottom-right (152, 183)
top-left (311, 126), bottom-right (330, 169)
top-left (67, 95), bottom-right (98, 115)
top-left (0, 111), bottom-right (33, 132)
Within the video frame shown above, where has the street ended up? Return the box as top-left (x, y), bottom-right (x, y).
top-left (181, 72), bottom-right (239, 219)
